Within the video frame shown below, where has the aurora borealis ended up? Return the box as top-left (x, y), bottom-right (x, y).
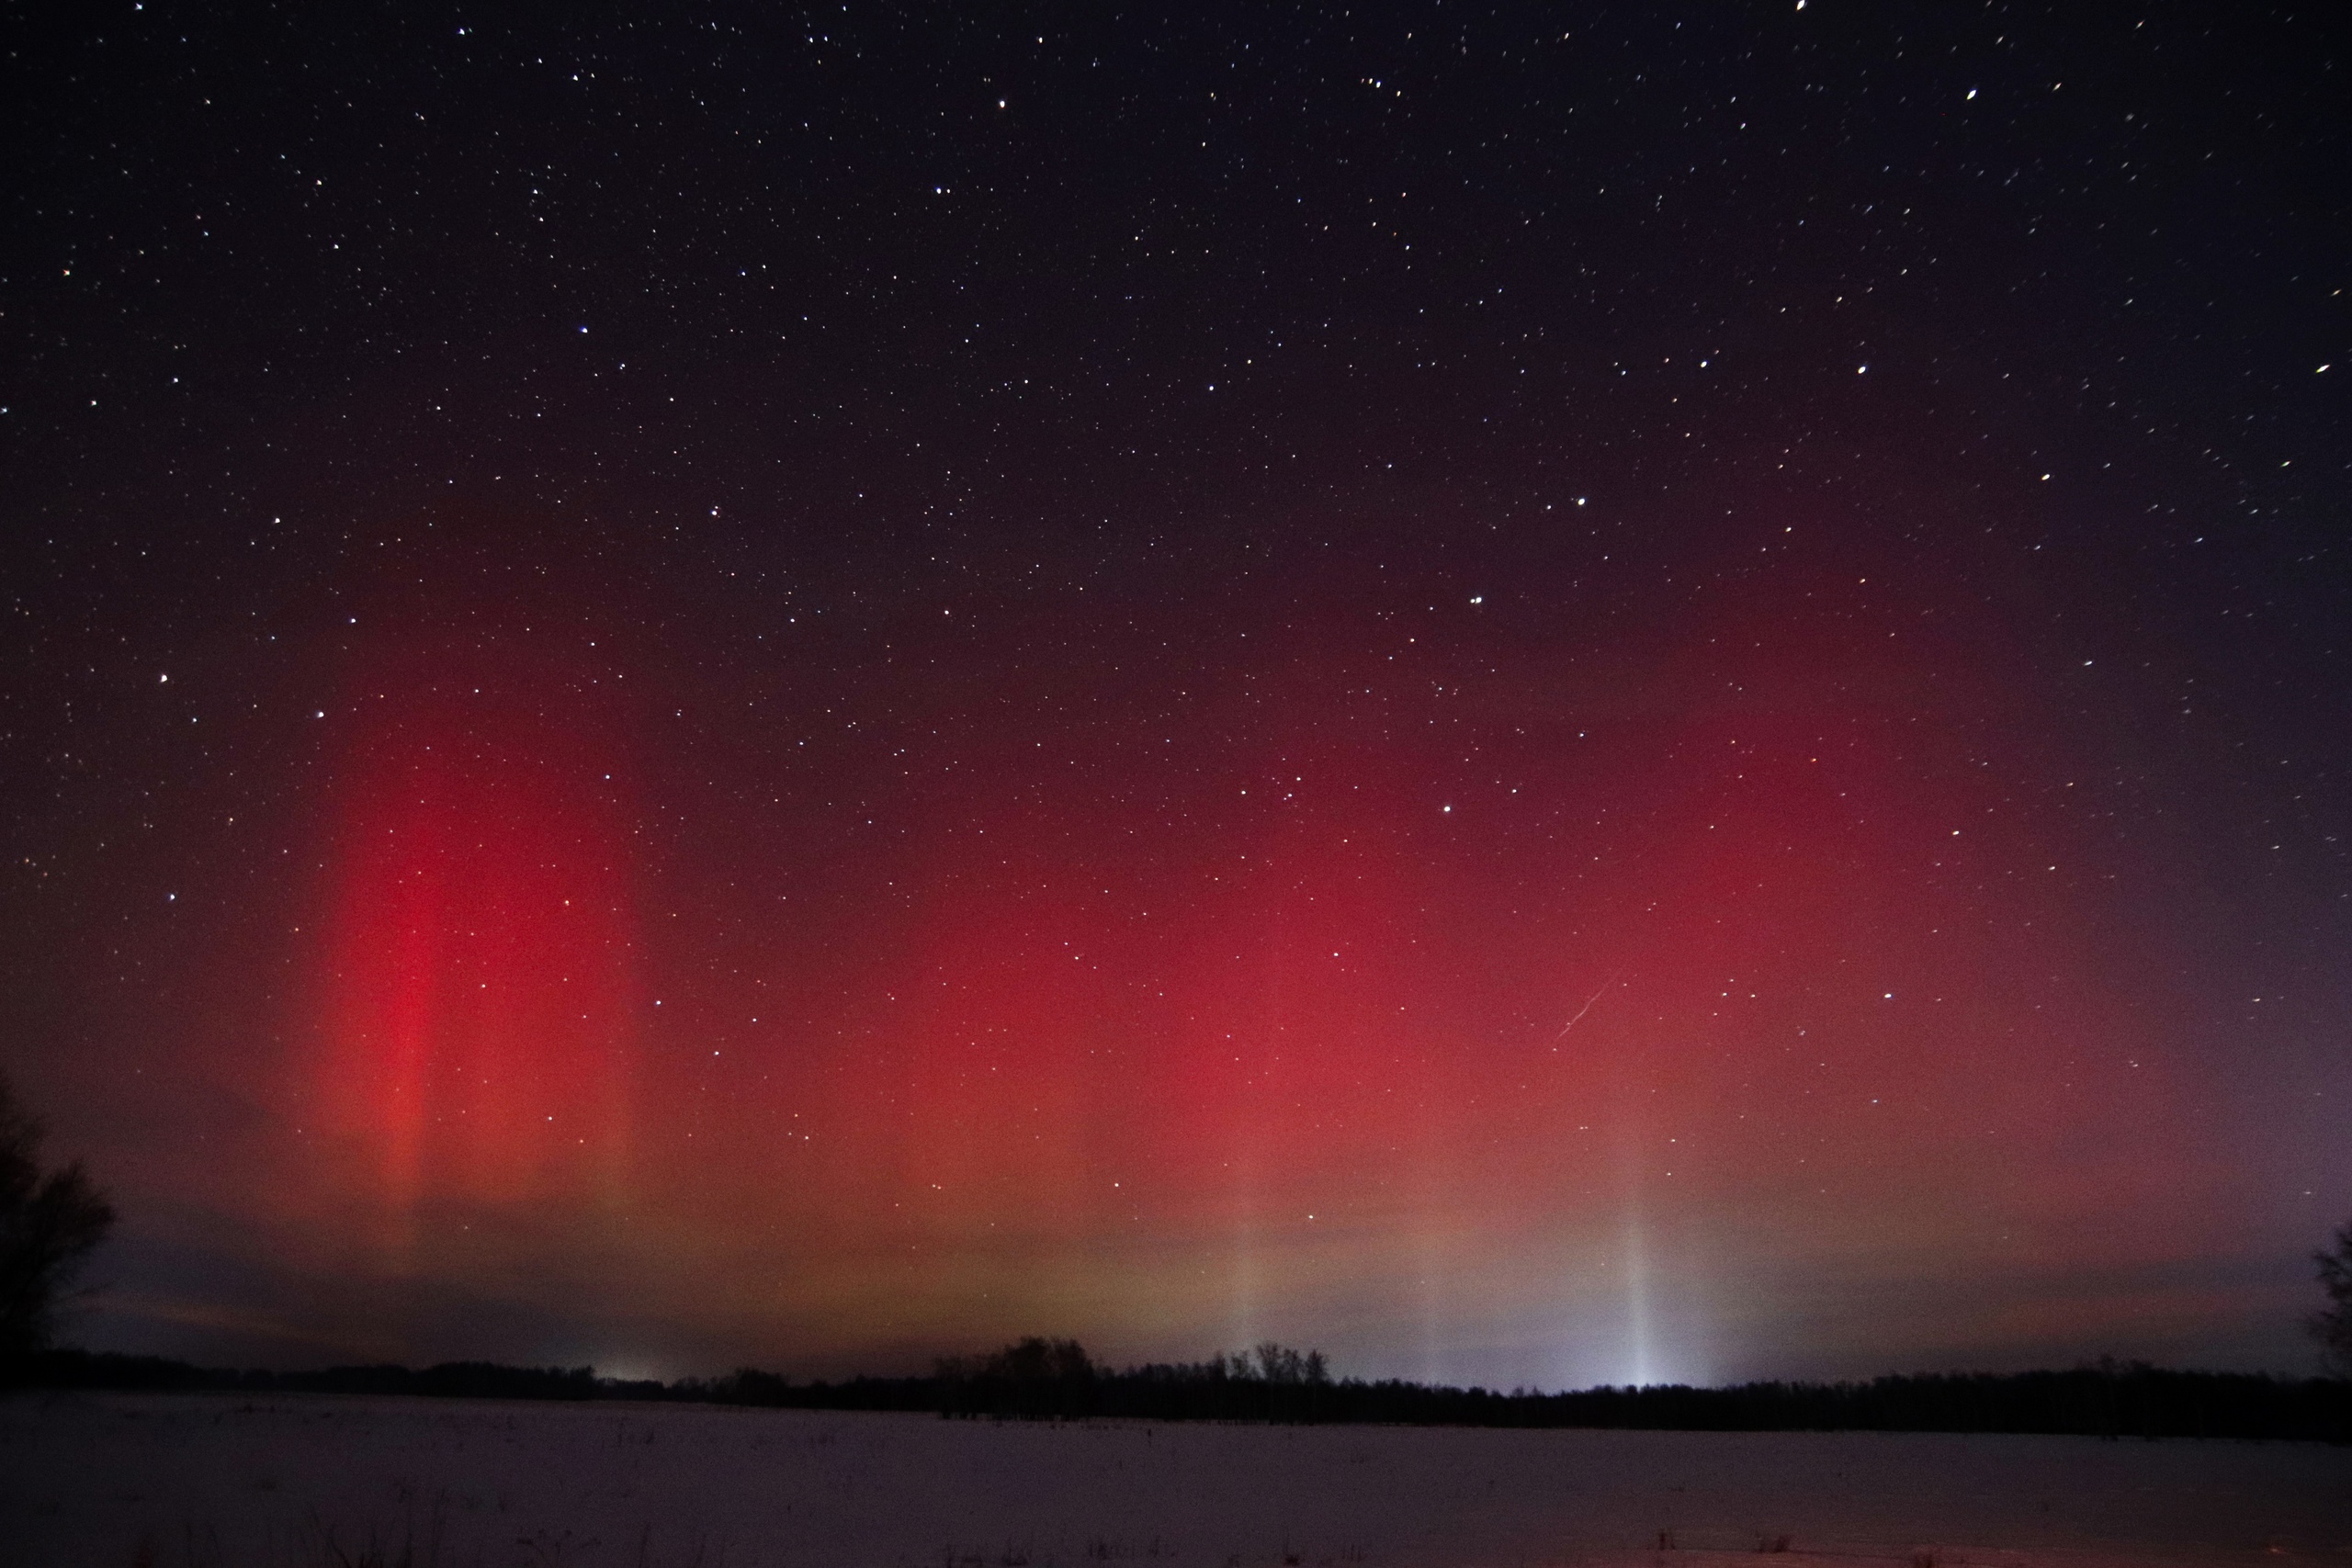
top-left (4, 3), bottom-right (2346, 1387)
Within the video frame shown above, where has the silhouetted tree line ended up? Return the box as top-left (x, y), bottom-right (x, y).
top-left (8, 1072), bottom-right (2348, 1440)
top-left (926, 1337), bottom-right (1333, 1420)
top-left (6, 1351), bottom-right (607, 1401)
top-left (11, 1340), bottom-right (2347, 1442)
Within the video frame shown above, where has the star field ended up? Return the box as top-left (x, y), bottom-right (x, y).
top-left (2, 2), bottom-right (2347, 1385)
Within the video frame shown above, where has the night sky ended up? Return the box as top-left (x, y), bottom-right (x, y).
top-left (5, 2), bottom-right (2347, 1389)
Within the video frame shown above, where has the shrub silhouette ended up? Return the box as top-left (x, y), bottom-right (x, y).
top-left (0, 1068), bottom-right (117, 1362)
top-left (2313, 1221), bottom-right (2352, 1376)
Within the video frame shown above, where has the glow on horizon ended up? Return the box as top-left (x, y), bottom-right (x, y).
top-left (219, 558), bottom-right (2235, 1382)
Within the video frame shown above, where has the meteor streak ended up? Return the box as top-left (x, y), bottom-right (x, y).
top-left (1556, 970), bottom-right (1624, 1040)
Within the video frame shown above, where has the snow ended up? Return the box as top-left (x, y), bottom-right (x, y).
top-left (3, 1393), bottom-right (2344, 1566)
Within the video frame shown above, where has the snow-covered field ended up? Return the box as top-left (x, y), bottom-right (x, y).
top-left (3, 1393), bottom-right (2344, 1568)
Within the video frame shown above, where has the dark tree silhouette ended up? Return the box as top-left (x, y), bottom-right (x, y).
top-left (934, 1336), bottom-right (1098, 1417)
top-left (2314, 1222), bottom-right (2352, 1376)
top-left (1248, 1342), bottom-right (1329, 1385)
top-left (0, 1070), bottom-right (116, 1359)
top-left (983, 1335), bottom-right (1095, 1386)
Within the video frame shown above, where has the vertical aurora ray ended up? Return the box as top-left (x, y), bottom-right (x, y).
top-left (1621, 1208), bottom-right (1655, 1388)
top-left (308, 637), bottom-right (642, 1254)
